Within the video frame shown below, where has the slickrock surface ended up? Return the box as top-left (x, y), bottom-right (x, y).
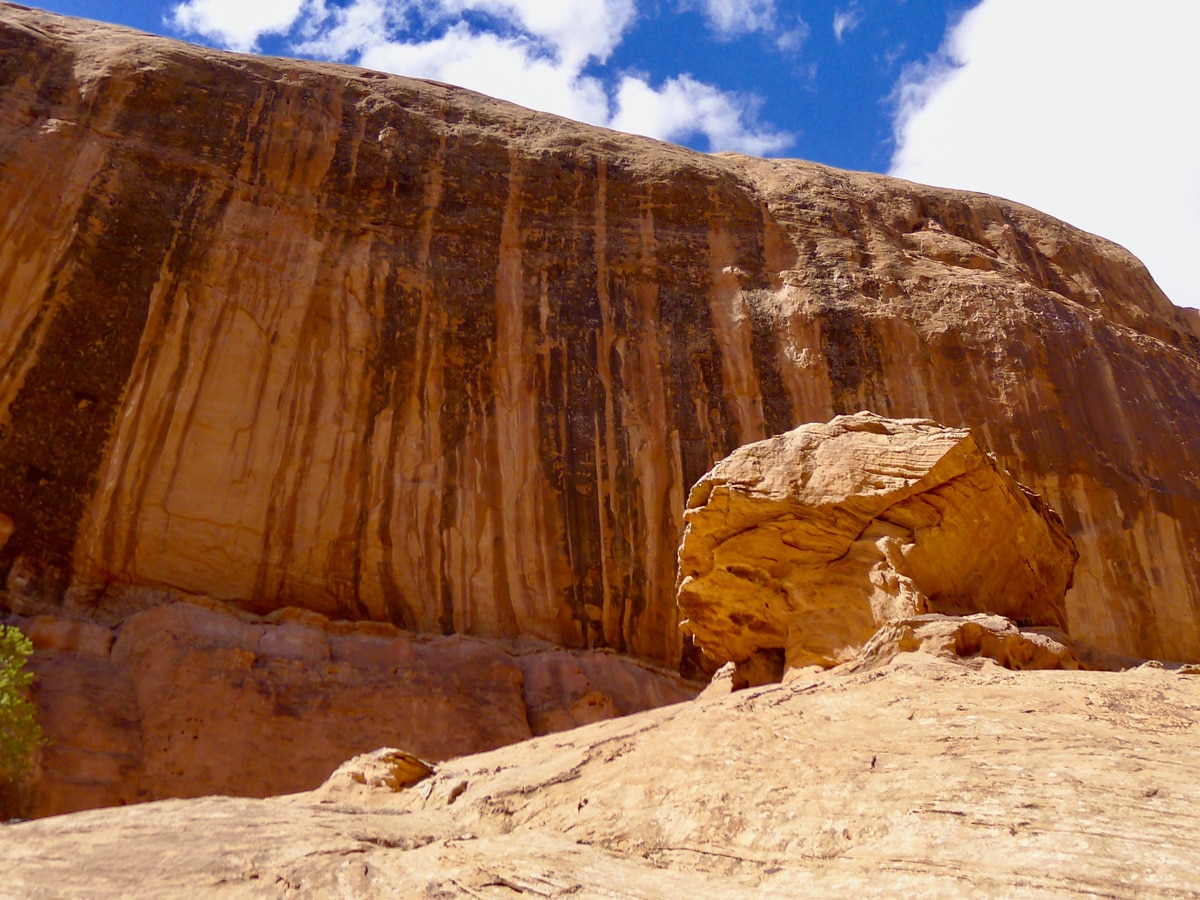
top-left (3, 652), bottom-right (1200, 898)
top-left (0, 5), bottom-right (1198, 665)
top-left (5, 600), bottom-right (694, 818)
top-left (678, 412), bottom-right (1078, 669)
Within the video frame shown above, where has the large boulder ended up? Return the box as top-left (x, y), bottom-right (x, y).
top-left (677, 413), bottom-right (1078, 670)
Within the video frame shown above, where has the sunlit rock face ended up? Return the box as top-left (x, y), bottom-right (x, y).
top-left (1, 5), bottom-right (1199, 664)
top-left (677, 413), bottom-right (1078, 670)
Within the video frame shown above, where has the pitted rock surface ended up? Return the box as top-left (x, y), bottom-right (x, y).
top-left (678, 413), bottom-right (1077, 669)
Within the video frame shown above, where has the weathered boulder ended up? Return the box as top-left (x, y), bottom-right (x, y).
top-left (313, 748), bottom-right (434, 808)
top-left (0, 6), bottom-right (1199, 666)
top-left (852, 613), bottom-right (1085, 672)
top-left (678, 413), bottom-right (1077, 669)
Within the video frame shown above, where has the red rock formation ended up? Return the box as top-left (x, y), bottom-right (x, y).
top-left (11, 600), bottom-right (694, 818)
top-left (1, 5), bottom-right (1198, 669)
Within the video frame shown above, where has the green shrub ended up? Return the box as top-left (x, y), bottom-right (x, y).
top-left (0, 625), bottom-right (40, 786)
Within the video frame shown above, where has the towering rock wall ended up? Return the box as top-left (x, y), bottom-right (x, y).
top-left (1, 5), bottom-right (1199, 664)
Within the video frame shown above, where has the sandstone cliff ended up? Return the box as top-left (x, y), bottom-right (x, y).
top-left (2, 4), bottom-right (1199, 668)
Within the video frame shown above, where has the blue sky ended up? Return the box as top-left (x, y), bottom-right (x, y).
top-left (26, 1), bottom-right (1200, 308)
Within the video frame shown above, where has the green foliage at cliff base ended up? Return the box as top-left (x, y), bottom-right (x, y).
top-left (1, 624), bottom-right (41, 818)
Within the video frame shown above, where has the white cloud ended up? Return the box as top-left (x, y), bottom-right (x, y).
top-left (170, 0), bottom-right (309, 51)
top-left (685, 0), bottom-right (776, 38)
top-left (679, 0), bottom-right (808, 51)
top-left (774, 17), bottom-right (810, 53)
top-left (292, 0), bottom-right (792, 154)
top-left (890, 1), bottom-right (1200, 308)
top-left (611, 74), bottom-right (792, 155)
top-left (356, 24), bottom-right (611, 124)
top-left (440, 0), bottom-right (636, 66)
top-left (832, 4), bottom-right (863, 43)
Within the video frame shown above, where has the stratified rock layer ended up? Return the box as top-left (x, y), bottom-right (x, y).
top-left (1, 6), bottom-right (1199, 664)
top-left (8, 601), bottom-right (694, 818)
top-left (678, 413), bottom-right (1077, 669)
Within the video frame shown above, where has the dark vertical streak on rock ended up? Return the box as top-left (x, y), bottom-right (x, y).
top-left (0, 265), bottom-right (65, 422)
top-left (250, 87), bottom-right (358, 613)
top-left (820, 306), bottom-right (884, 416)
top-left (604, 171), bottom-right (664, 643)
top-left (0, 153), bottom-right (195, 591)
top-left (431, 131), bottom-right (508, 634)
top-left (362, 267), bottom-right (420, 628)
top-left (741, 204), bottom-right (795, 440)
top-left (252, 282), bottom-right (333, 610)
top-left (748, 305), bottom-right (793, 437)
top-left (537, 336), bottom-right (574, 623)
top-left (483, 148), bottom-right (524, 641)
top-left (322, 86), bottom-right (385, 620)
top-left (375, 113), bottom-right (446, 629)
top-left (653, 175), bottom-right (738, 492)
top-left (592, 157), bottom-right (634, 653)
top-left (254, 83), bottom-right (375, 616)
top-left (103, 181), bottom-right (236, 574)
top-left (530, 153), bottom-right (606, 644)
top-left (0, 48), bottom-right (85, 418)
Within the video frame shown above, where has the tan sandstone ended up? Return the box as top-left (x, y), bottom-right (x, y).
top-left (0, 5), bottom-right (1197, 671)
top-left (678, 412), bottom-right (1077, 670)
top-left (2, 649), bottom-right (1199, 897)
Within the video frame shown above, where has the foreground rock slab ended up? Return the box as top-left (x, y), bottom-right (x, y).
top-left (678, 412), bottom-right (1077, 669)
top-left (2, 655), bottom-right (1198, 898)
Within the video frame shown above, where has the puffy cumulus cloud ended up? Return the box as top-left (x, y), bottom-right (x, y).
top-left (439, 0), bottom-right (636, 66)
top-left (890, 0), bottom-right (1200, 308)
top-left (170, 0), bottom-right (310, 52)
top-left (291, 0), bottom-right (792, 153)
top-left (680, 0), bottom-right (807, 52)
top-left (355, 24), bottom-right (612, 124)
top-left (611, 74), bottom-right (792, 155)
